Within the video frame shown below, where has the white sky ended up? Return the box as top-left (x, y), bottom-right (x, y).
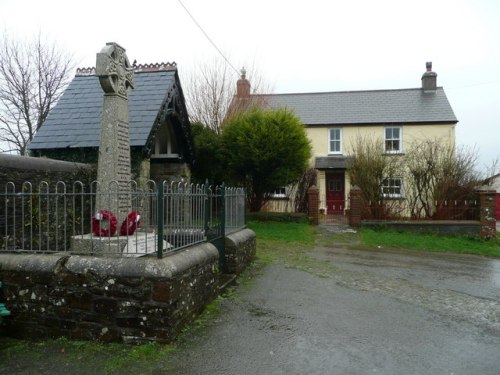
top-left (1, 0), bottom-right (499, 173)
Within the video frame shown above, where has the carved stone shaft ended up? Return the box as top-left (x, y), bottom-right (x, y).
top-left (95, 43), bottom-right (134, 225)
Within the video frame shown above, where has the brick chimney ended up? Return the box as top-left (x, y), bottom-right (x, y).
top-left (236, 68), bottom-right (251, 98)
top-left (421, 61), bottom-right (437, 93)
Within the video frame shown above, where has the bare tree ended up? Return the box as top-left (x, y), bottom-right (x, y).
top-left (483, 157), bottom-right (499, 183)
top-left (404, 140), bottom-right (482, 219)
top-left (184, 56), bottom-right (271, 134)
top-left (292, 167), bottom-right (317, 213)
top-left (404, 139), bottom-right (449, 218)
top-left (434, 145), bottom-right (481, 202)
top-left (348, 136), bottom-right (402, 192)
top-left (0, 33), bottom-right (74, 155)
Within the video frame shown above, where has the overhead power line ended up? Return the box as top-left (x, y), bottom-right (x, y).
top-left (177, 0), bottom-right (240, 76)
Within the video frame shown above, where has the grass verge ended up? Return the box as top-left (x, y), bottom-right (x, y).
top-left (0, 336), bottom-right (177, 375)
top-left (247, 220), bottom-right (337, 277)
top-left (361, 228), bottom-right (500, 256)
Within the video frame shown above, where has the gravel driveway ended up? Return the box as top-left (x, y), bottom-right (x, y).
top-left (168, 227), bottom-right (500, 375)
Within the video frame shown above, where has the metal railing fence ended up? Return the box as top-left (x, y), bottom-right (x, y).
top-left (362, 199), bottom-right (479, 221)
top-left (1, 180), bottom-right (246, 257)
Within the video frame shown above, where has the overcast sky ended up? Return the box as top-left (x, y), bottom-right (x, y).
top-left (1, 0), bottom-right (499, 173)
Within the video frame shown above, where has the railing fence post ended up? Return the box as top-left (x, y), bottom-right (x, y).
top-left (219, 183), bottom-right (227, 273)
top-left (157, 182), bottom-right (164, 259)
top-left (221, 183), bottom-right (226, 238)
top-left (244, 189), bottom-right (247, 226)
top-left (204, 179), bottom-right (210, 236)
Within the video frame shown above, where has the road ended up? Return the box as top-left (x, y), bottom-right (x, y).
top-left (168, 228), bottom-right (500, 375)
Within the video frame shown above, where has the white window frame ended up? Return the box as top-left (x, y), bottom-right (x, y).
top-left (328, 128), bottom-right (342, 154)
top-left (384, 127), bottom-right (402, 154)
top-left (269, 186), bottom-right (288, 199)
top-left (382, 177), bottom-right (403, 198)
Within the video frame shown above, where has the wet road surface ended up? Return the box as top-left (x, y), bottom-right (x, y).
top-left (314, 243), bottom-right (500, 301)
top-left (169, 228), bottom-right (500, 374)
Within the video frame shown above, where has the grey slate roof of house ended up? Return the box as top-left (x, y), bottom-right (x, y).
top-left (262, 87), bottom-right (457, 125)
top-left (28, 69), bottom-right (184, 150)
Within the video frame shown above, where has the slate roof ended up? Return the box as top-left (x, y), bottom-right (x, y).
top-left (315, 156), bottom-right (353, 169)
top-left (28, 67), bottom-right (193, 160)
top-left (261, 87), bottom-right (458, 125)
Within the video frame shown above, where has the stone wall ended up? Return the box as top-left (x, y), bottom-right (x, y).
top-left (225, 229), bottom-right (256, 275)
top-left (32, 147), bottom-right (164, 183)
top-left (0, 229), bottom-right (257, 343)
top-left (0, 243), bottom-right (219, 343)
top-left (150, 158), bottom-right (191, 183)
top-left (0, 153), bottom-right (93, 184)
top-left (0, 154), bottom-right (95, 238)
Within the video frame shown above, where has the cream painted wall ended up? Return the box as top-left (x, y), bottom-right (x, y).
top-left (307, 124), bottom-right (455, 158)
top-left (491, 175), bottom-right (500, 192)
top-left (317, 169), bottom-right (326, 209)
top-left (266, 123), bottom-right (456, 213)
top-left (306, 123), bottom-right (456, 212)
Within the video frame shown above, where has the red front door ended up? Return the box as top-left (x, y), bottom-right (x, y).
top-left (326, 173), bottom-right (345, 214)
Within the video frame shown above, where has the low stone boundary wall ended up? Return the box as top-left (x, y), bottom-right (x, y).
top-left (225, 229), bottom-right (256, 275)
top-left (0, 228), bottom-right (257, 343)
top-left (0, 243), bottom-right (220, 343)
top-left (0, 153), bottom-right (92, 183)
top-left (362, 220), bottom-right (481, 235)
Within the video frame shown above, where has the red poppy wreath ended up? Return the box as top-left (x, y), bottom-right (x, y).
top-left (92, 210), bottom-right (118, 237)
top-left (120, 211), bottom-right (141, 236)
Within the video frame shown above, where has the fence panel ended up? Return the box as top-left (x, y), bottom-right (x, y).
top-left (162, 182), bottom-right (206, 252)
top-left (363, 199), bottom-right (479, 221)
top-left (1, 180), bottom-right (246, 257)
top-left (225, 187), bottom-right (246, 234)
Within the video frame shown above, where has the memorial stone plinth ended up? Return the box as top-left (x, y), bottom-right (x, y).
top-left (71, 232), bottom-right (162, 257)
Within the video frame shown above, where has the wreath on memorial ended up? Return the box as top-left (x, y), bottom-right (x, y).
top-left (120, 211), bottom-right (141, 236)
top-left (92, 210), bottom-right (118, 237)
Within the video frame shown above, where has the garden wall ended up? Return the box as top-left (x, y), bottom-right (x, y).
top-left (362, 220), bottom-right (481, 235)
top-left (225, 229), bottom-right (256, 275)
top-left (0, 229), bottom-right (256, 343)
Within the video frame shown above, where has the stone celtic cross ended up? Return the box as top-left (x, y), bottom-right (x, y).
top-left (96, 42), bottom-right (134, 97)
top-left (95, 42), bottom-right (134, 226)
